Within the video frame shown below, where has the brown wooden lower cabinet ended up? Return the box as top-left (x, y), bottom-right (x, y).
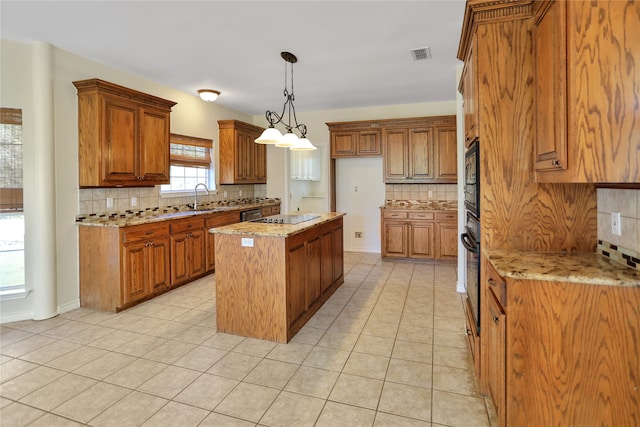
top-left (170, 217), bottom-right (206, 287)
top-left (381, 208), bottom-right (457, 260)
top-left (481, 257), bottom-right (640, 426)
top-left (78, 207), bottom-right (262, 312)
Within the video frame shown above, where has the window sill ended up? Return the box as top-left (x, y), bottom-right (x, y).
top-left (160, 189), bottom-right (218, 199)
top-left (0, 288), bottom-right (31, 301)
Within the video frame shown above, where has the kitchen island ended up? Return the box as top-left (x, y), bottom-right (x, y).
top-left (211, 212), bottom-right (345, 343)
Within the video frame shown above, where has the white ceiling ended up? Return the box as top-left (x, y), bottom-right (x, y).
top-left (1, 1), bottom-right (466, 115)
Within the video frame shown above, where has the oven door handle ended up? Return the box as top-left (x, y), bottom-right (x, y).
top-left (461, 233), bottom-right (479, 254)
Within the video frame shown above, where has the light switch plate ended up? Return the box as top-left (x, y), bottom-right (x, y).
top-left (131, 196), bottom-right (137, 207)
top-left (106, 197), bottom-right (113, 208)
top-left (611, 212), bottom-right (621, 236)
top-left (241, 238), bottom-right (254, 247)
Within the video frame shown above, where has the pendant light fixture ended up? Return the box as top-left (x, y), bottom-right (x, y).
top-left (255, 52), bottom-right (316, 151)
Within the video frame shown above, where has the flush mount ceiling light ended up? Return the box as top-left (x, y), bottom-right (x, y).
top-left (197, 89), bottom-right (220, 102)
top-left (255, 52), bottom-right (316, 151)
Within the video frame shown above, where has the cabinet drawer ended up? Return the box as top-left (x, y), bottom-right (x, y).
top-left (122, 223), bottom-right (170, 243)
top-left (170, 218), bottom-right (205, 234)
top-left (383, 211), bottom-right (408, 219)
top-left (206, 211), bottom-right (240, 228)
top-left (436, 211), bottom-right (457, 222)
top-left (408, 212), bottom-right (435, 220)
top-left (486, 262), bottom-right (507, 308)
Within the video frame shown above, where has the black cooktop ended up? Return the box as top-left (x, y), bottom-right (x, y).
top-left (251, 214), bottom-right (320, 224)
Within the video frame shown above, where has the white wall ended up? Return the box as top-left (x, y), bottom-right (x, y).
top-left (256, 101), bottom-right (457, 253)
top-left (1, 39), bottom-right (253, 322)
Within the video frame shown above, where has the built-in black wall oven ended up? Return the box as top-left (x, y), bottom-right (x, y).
top-left (461, 140), bottom-right (481, 333)
top-left (464, 140), bottom-right (479, 218)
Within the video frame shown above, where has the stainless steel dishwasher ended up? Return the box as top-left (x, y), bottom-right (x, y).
top-left (240, 208), bottom-right (262, 222)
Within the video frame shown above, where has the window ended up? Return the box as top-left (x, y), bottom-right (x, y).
top-left (161, 133), bottom-right (214, 193)
top-left (0, 108), bottom-right (25, 295)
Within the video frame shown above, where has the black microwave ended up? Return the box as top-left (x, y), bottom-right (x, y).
top-left (464, 140), bottom-right (479, 218)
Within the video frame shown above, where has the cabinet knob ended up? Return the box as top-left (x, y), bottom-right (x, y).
top-left (136, 176), bottom-right (143, 180)
top-left (551, 160), bottom-right (561, 167)
top-left (492, 314), bottom-right (500, 324)
top-left (465, 327), bottom-right (472, 336)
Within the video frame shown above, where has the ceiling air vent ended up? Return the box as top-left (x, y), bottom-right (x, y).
top-left (410, 47), bottom-right (432, 61)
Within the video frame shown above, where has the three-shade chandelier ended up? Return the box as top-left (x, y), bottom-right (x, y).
top-left (254, 52), bottom-right (316, 151)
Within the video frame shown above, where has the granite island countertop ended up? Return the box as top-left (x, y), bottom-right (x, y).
top-left (485, 248), bottom-right (640, 287)
top-left (210, 212), bottom-right (345, 238)
top-left (76, 198), bottom-right (280, 228)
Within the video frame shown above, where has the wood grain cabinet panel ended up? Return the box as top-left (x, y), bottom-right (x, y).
top-left (460, 35), bottom-right (479, 147)
top-left (170, 218), bottom-right (206, 287)
top-left (73, 79), bottom-right (175, 188)
top-left (482, 257), bottom-right (640, 426)
top-left (218, 120), bottom-right (266, 184)
top-left (381, 208), bottom-right (457, 260)
top-left (534, 0), bottom-right (640, 183)
top-left (328, 127), bottom-right (382, 158)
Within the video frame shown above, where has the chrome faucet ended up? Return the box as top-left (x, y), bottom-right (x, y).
top-left (194, 183), bottom-right (209, 210)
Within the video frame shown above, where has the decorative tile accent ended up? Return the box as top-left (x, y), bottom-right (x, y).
top-left (599, 240), bottom-right (640, 272)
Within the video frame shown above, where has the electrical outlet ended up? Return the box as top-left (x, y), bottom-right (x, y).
top-left (355, 231), bottom-right (363, 238)
top-left (611, 212), bottom-right (622, 236)
top-left (106, 197), bottom-right (113, 209)
top-left (239, 190), bottom-right (243, 197)
top-left (131, 196), bottom-right (137, 207)
top-left (223, 191), bottom-right (228, 198)
top-left (428, 191), bottom-right (433, 198)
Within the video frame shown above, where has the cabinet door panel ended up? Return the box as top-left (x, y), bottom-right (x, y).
top-left (320, 228), bottom-right (334, 293)
top-left (332, 223), bottom-right (344, 284)
top-left (307, 236), bottom-right (322, 306)
top-left (255, 141), bottom-right (267, 182)
top-left (171, 233), bottom-right (189, 286)
top-left (288, 243), bottom-right (307, 327)
top-left (103, 97), bottom-right (137, 182)
top-left (409, 222), bottom-right (434, 258)
top-left (534, 0), bottom-right (567, 172)
top-left (331, 132), bottom-right (357, 157)
top-left (189, 230), bottom-right (207, 278)
top-left (139, 107), bottom-right (170, 182)
top-left (384, 129), bottom-right (409, 180)
top-left (122, 242), bottom-right (149, 304)
top-left (437, 223), bottom-right (458, 259)
top-left (409, 128), bottom-right (434, 180)
top-left (436, 126), bottom-right (458, 181)
top-left (383, 222), bottom-right (408, 257)
top-left (149, 237), bottom-right (170, 291)
top-left (357, 130), bottom-right (381, 156)
top-left (487, 289), bottom-right (505, 425)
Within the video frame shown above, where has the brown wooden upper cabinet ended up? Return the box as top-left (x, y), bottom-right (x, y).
top-left (534, 0), bottom-right (640, 183)
top-left (73, 79), bottom-right (176, 188)
top-left (327, 122), bottom-right (382, 158)
top-left (218, 120), bottom-right (266, 184)
top-left (459, 34), bottom-right (479, 147)
top-left (382, 116), bottom-right (457, 183)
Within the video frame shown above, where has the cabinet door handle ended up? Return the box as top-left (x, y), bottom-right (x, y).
top-left (551, 160), bottom-right (560, 167)
top-left (145, 231), bottom-right (153, 235)
top-left (492, 314), bottom-right (499, 324)
top-left (466, 327), bottom-right (472, 336)
top-left (136, 176), bottom-right (143, 180)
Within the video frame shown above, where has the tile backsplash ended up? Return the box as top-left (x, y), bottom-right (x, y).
top-left (385, 184), bottom-right (457, 202)
top-left (597, 188), bottom-right (640, 270)
top-left (79, 184), bottom-right (267, 215)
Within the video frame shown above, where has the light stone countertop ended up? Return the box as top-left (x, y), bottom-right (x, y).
top-left (210, 212), bottom-right (346, 238)
top-left (485, 248), bottom-right (640, 287)
top-left (76, 199), bottom-right (280, 228)
top-left (380, 200), bottom-right (458, 211)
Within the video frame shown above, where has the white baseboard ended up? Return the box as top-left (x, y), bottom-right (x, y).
top-left (0, 310), bottom-right (35, 324)
top-left (58, 299), bottom-right (80, 314)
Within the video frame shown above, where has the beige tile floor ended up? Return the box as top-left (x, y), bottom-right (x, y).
top-left (0, 252), bottom-right (493, 426)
